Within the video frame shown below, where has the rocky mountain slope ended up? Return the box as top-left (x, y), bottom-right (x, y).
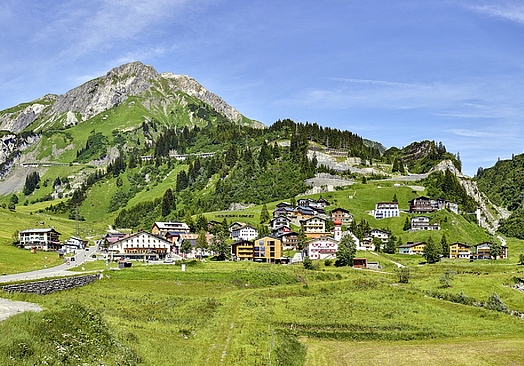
top-left (0, 61), bottom-right (262, 185)
top-left (0, 62), bottom-right (255, 134)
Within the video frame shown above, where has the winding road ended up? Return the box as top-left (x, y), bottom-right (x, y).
top-left (0, 245), bottom-right (97, 283)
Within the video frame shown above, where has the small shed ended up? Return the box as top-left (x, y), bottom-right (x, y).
top-left (353, 258), bottom-right (368, 269)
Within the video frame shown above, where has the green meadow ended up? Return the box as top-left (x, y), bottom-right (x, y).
top-left (1, 258), bottom-right (524, 365)
top-left (1, 179), bottom-right (523, 364)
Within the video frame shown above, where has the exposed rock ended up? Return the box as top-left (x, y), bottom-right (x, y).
top-left (52, 61), bottom-right (158, 120)
top-left (429, 159), bottom-right (463, 177)
top-left (162, 73), bottom-right (244, 124)
top-left (0, 103), bottom-right (47, 133)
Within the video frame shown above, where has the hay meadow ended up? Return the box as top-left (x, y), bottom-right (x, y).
top-left (2, 256), bottom-right (524, 365)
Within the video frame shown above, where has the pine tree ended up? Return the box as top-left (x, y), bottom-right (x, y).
top-left (440, 234), bottom-right (449, 258)
top-left (195, 214), bottom-right (208, 232)
top-left (384, 234), bottom-right (397, 254)
top-left (180, 239), bottom-right (192, 257)
top-left (161, 189), bottom-right (174, 217)
top-left (423, 236), bottom-right (441, 264)
top-left (335, 234), bottom-right (356, 267)
top-left (403, 216), bottom-right (411, 231)
top-left (260, 203), bottom-right (270, 223)
top-left (210, 231), bottom-right (230, 260)
top-left (490, 241), bottom-right (502, 260)
top-left (196, 230), bottom-right (208, 253)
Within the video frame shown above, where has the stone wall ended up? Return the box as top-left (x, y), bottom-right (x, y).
top-left (1, 274), bottom-right (102, 295)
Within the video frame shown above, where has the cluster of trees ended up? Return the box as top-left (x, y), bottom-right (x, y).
top-left (75, 132), bottom-right (109, 163)
top-left (420, 170), bottom-right (477, 213)
top-left (499, 209), bottom-right (524, 239)
top-left (23, 172), bottom-right (40, 195)
top-left (385, 140), bottom-right (461, 174)
top-left (477, 153), bottom-right (524, 211)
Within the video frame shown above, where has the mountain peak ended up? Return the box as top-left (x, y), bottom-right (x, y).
top-left (105, 61), bottom-right (159, 80)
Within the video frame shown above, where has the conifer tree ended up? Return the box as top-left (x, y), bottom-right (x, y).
top-left (260, 203), bottom-right (270, 223)
top-left (423, 236), bottom-right (441, 264)
top-left (335, 234), bottom-right (356, 267)
top-left (162, 188), bottom-right (174, 217)
top-left (403, 216), bottom-right (411, 231)
top-left (196, 230), bottom-right (208, 253)
top-left (440, 234), bottom-right (449, 258)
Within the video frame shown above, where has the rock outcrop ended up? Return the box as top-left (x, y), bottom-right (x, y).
top-left (162, 73), bottom-right (244, 123)
top-left (52, 61), bottom-right (159, 121)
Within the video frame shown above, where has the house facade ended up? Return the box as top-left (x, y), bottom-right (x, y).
top-left (304, 236), bottom-right (339, 260)
top-left (280, 232), bottom-right (298, 249)
top-left (19, 228), bottom-right (61, 251)
top-left (409, 196), bottom-right (458, 214)
top-left (108, 231), bottom-right (171, 259)
top-left (269, 215), bottom-right (291, 231)
top-left (230, 225), bottom-right (258, 241)
top-left (374, 202), bottom-right (399, 219)
top-left (151, 221), bottom-right (190, 237)
top-left (473, 242), bottom-right (508, 260)
top-left (410, 216), bottom-right (440, 231)
top-left (300, 216), bottom-right (327, 238)
top-left (398, 241), bottom-right (426, 255)
top-left (254, 236), bottom-right (283, 263)
top-left (330, 208), bottom-right (353, 223)
top-left (370, 229), bottom-right (389, 242)
top-left (231, 239), bottom-right (255, 261)
top-left (449, 242), bottom-right (471, 259)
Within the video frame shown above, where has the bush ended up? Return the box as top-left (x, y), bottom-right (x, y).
top-left (324, 258), bottom-right (333, 266)
top-left (485, 292), bottom-right (509, 313)
top-left (396, 267), bottom-right (411, 283)
top-left (274, 331), bottom-right (306, 366)
top-left (439, 268), bottom-right (456, 288)
top-left (303, 256), bottom-right (314, 270)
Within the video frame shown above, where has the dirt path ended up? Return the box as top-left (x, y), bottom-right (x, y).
top-left (0, 298), bottom-right (42, 322)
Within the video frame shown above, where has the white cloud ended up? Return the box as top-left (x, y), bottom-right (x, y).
top-left (446, 129), bottom-right (512, 138)
top-left (330, 78), bottom-right (424, 89)
top-left (33, 0), bottom-right (192, 60)
top-left (470, 3), bottom-right (524, 24)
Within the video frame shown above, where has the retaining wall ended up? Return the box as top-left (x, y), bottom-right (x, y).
top-left (1, 273), bottom-right (102, 295)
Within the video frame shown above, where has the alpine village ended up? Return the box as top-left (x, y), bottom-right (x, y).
top-left (1, 62), bottom-right (524, 366)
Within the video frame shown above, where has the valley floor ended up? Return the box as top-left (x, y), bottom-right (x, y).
top-left (1, 257), bottom-right (524, 365)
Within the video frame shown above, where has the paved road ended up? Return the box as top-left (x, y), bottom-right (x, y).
top-left (0, 245), bottom-right (97, 284)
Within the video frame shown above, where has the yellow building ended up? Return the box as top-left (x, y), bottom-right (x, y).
top-left (254, 236), bottom-right (283, 263)
top-left (398, 241), bottom-right (426, 255)
top-left (449, 242), bottom-right (471, 259)
top-left (231, 239), bottom-right (255, 261)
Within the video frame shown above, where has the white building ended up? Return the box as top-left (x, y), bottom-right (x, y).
top-left (410, 216), bottom-right (440, 231)
top-left (373, 202), bottom-right (399, 219)
top-left (304, 236), bottom-right (339, 260)
top-left (108, 231), bottom-right (171, 259)
top-left (19, 228), bottom-right (61, 251)
top-left (230, 225), bottom-right (258, 241)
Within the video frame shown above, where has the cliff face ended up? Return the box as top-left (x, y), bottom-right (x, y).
top-left (52, 62), bottom-right (159, 121)
top-left (162, 73), bottom-right (243, 123)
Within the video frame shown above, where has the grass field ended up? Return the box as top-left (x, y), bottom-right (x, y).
top-left (2, 259), bottom-right (524, 365)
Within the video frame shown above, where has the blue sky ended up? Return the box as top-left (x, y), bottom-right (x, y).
top-left (1, 0), bottom-right (523, 176)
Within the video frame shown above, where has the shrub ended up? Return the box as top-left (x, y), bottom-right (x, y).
top-left (485, 292), bottom-right (509, 313)
top-left (396, 267), bottom-right (411, 283)
top-left (303, 256), bottom-right (314, 270)
top-left (274, 331), bottom-right (306, 366)
top-left (439, 268), bottom-right (456, 288)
